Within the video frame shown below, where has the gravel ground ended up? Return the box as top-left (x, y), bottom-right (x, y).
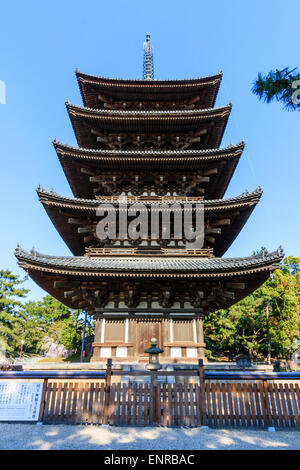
top-left (0, 423), bottom-right (299, 450)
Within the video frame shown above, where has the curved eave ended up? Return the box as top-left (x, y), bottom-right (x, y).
top-left (53, 140), bottom-right (244, 161)
top-left (76, 69), bottom-right (222, 109)
top-left (38, 187), bottom-right (262, 211)
top-left (76, 69), bottom-right (223, 87)
top-left (66, 102), bottom-right (231, 150)
top-left (15, 246), bottom-right (283, 311)
top-left (66, 102), bottom-right (231, 119)
top-left (54, 140), bottom-right (244, 200)
top-left (37, 188), bottom-right (262, 257)
top-left (15, 247), bottom-right (283, 277)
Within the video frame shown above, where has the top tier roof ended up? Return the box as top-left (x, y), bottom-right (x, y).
top-left (76, 70), bottom-right (223, 110)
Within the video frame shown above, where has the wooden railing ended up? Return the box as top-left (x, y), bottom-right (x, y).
top-left (85, 247), bottom-right (137, 256)
top-left (85, 247), bottom-right (214, 257)
top-left (95, 195), bottom-right (204, 203)
top-left (1, 361), bottom-right (299, 428)
top-left (161, 248), bottom-right (214, 257)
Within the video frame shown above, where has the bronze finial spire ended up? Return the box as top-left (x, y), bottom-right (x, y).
top-left (143, 34), bottom-right (154, 80)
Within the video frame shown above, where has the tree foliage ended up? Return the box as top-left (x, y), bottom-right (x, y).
top-left (204, 256), bottom-right (300, 360)
top-left (21, 296), bottom-right (84, 356)
top-left (252, 67), bottom-right (300, 111)
top-left (0, 270), bottom-right (29, 355)
top-left (0, 272), bottom-right (86, 358)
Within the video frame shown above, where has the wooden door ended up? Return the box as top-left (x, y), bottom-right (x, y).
top-left (137, 320), bottom-right (161, 356)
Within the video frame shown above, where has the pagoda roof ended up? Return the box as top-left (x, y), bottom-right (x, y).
top-left (38, 186), bottom-right (262, 209)
top-left (54, 139), bottom-right (244, 161)
top-left (37, 187), bottom-right (262, 257)
top-left (76, 70), bottom-right (223, 109)
top-left (15, 246), bottom-right (282, 276)
top-left (54, 140), bottom-right (244, 200)
top-left (15, 246), bottom-right (283, 312)
top-left (66, 102), bottom-right (231, 150)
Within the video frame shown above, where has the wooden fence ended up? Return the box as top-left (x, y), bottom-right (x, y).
top-left (39, 360), bottom-right (300, 428)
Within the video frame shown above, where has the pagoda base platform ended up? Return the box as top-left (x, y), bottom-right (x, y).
top-left (90, 355), bottom-right (207, 364)
top-left (22, 361), bottom-right (273, 373)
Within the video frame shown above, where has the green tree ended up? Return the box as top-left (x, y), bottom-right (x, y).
top-left (204, 256), bottom-right (300, 361)
top-left (0, 270), bottom-right (29, 356)
top-left (252, 67), bottom-right (300, 111)
top-left (58, 315), bottom-right (82, 351)
top-left (0, 270), bottom-right (91, 358)
top-left (19, 296), bottom-right (71, 355)
top-left (27, 295), bottom-right (71, 323)
top-left (22, 296), bottom-right (85, 355)
top-left (261, 259), bottom-right (299, 358)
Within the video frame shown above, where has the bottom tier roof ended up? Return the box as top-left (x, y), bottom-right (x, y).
top-left (15, 247), bottom-right (283, 316)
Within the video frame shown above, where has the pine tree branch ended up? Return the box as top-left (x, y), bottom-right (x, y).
top-left (252, 67), bottom-right (300, 111)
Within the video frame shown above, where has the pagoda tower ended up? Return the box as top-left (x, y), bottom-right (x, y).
top-left (16, 36), bottom-right (283, 363)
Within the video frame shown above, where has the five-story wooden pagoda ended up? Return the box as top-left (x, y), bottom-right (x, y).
top-left (16, 35), bottom-right (283, 363)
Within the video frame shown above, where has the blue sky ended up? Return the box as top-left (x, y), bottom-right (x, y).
top-left (0, 0), bottom-right (299, 301)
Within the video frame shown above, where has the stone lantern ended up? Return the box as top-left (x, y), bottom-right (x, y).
top-left (144, 338), bottom-right (164, 371)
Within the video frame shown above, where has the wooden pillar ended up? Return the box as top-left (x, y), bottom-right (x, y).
top-left (94, 315), bottom-right (102, 342)
top-left (91, 314), bottom-right (103, 362)
top-left (196, 317), bottom-right (207, 363)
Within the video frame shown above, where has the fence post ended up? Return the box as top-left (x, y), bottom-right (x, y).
top-left (262, 379), bottom-right (273, 429)
top-left (38, 378), bottom-right (48, 423)
top-left (153, 374), bottom-right (160, 424)
top-left (198, 359), bottom-right (206, 426)
top-left (103, 358), bottom-right (112, 425)
top-left (105, 358), bottom-right (112, 388)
